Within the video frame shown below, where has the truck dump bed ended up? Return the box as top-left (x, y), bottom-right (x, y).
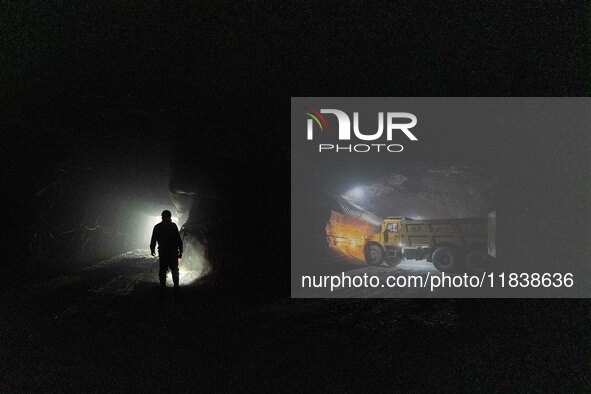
top-left (400, 218), bottom-right (487, 249)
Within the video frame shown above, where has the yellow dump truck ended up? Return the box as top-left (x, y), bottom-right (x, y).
top-left (363, 216), bottom-right (488, 272)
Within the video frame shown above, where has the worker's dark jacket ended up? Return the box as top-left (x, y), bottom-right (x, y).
top-left (150, 221), bottom-right (183, 257)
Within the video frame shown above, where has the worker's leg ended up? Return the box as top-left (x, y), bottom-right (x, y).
top-left (158, 258), bottom-right (168, 288)
top-left (169, 257), bottom-right (179, 288)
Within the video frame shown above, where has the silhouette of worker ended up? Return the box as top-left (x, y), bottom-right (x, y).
top-left (150, 210), bottom-right (183, 291)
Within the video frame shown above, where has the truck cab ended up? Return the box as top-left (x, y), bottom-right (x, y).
top-left (364, 216), bottom-right (407, 266)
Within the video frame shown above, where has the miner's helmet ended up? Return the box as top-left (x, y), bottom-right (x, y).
top-left (161, 210), bottom-right (172, 221)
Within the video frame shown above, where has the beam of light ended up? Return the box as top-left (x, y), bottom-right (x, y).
top-left (175, 229), bottom-right (210, 285)
top-left (348, 186), bottom-right (366, 201)
top-left (148, 214), bottom-right (179, 226)
top-left (149, 236), bottom-right (211, 286)
top-left (142, 214), bottom-right (209, 286)
top-left (142, 214), bottom-right (178, 247)
top-left (159, 266), bottom-right (203, 286)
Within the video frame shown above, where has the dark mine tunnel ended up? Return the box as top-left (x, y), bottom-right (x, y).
top-left (8, 103), bottom-right (283, 292)
top-left (3, 2), bottom-right (591, 392)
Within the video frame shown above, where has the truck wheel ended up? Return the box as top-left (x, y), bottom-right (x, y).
top-left (465, 249), bottom-right (487, 273)
top-left (365, 245), bottom-right (384, 266)
top-left (432, 246), bottom-right (459, 272)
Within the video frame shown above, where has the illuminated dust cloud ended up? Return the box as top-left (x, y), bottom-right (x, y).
top-left (177, 229), bottom-right (211, 283)
top-left (325, 211), bottom-right (379, 261)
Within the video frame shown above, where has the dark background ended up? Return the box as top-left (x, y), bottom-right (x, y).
top-left (2, 1), bottom-right (590, 391)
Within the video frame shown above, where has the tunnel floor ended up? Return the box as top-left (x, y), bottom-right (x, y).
top-left (1, 253), bottom-right (588, 391)
top-left (32, 249), bottom-right (203, 297)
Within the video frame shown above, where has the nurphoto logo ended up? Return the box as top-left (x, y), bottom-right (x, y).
top-left (305, 108), bottom-right (418, 153)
